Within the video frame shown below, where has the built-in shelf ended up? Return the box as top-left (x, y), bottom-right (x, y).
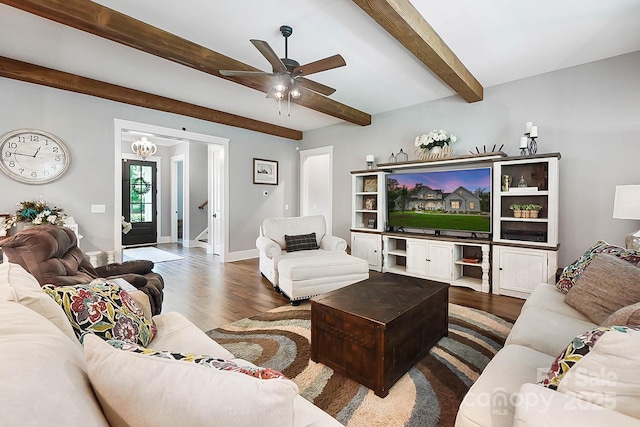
top-left (454, 259), bottom-right (482, 267)
top-left (501, 191), bottom-right (549, 196)
top-left (388, 249), bottom-right (407, 256)
top-left (499, 217), bottom-right (548, 223)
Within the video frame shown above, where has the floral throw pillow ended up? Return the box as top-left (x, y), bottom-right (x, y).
top-left (539, 325), bottom-right (640, 390)
top-left (106, 339), bottom-right (288, 380)
top-left (43, 281), bottom-right (156, 346)
top-left (556, 241), bottom-right (640, 293)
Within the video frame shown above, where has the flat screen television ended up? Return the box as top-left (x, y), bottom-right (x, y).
top-left (386, 167), bottom-right (491, 235)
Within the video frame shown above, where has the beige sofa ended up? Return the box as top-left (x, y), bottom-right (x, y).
top-left (256, 215), bottom-right (369, 302)
top-left (0, 262), bottom-right (341, 427)
top-left (455, 283), bottom-right (640, 426)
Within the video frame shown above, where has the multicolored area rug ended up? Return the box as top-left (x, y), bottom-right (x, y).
top-left (207, 303), bottom-right (512, 427)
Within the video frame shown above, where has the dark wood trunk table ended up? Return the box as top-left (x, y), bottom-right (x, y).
top-left (310, 274), bottom-right (449, 397)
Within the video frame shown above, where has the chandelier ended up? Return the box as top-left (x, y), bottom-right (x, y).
top-left (131, 136), bottom-right (157, 160)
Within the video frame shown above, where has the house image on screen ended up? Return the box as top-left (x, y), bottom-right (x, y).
top-left (395, 186), bottom-right (481, 212)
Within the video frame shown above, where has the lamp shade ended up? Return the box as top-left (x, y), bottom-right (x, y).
top-left (613, 185), bottom-right (640, 219)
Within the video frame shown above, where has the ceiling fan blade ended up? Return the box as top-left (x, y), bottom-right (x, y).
top-left (265, 86), bottom-right (277, 98)
top-left (219, 70), bottom-right (274, 77)
top-left (296, 77), bottom-right (336, 96)
top-left (250, 39), bottom-right (287, 73)
top-left (293, 54), bottom-right (346, 77)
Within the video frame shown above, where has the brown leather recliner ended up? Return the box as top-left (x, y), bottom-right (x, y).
top-left (0, 225), bottom-right (164, 315)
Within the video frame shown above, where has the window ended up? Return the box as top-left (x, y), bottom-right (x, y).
top-left (469, 201), bottom-right (475, 210)
top-left (451, 201), bottom-right (460, 209)
top-left (129, 164), bottom-right (154, 223)
top-left (427, 193), bottom-right (434, 199)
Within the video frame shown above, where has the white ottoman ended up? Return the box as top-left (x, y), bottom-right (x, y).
top-left (277, 253), bottom-right (369, 304)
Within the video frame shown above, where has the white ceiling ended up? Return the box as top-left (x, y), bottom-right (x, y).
top-left (1, 0), bottom-right (639, 134)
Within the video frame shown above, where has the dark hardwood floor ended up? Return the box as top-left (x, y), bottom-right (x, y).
top-left (151, 243), bottom-right (525, 332)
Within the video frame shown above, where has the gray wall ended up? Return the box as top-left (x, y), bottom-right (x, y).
top-left (301, 51), bottom-right (640, 267)
top-left (0, 78), bottom-right (299, 255)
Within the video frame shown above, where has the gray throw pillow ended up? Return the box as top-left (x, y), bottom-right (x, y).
top-left (564, 253), bottom-right (640, 324)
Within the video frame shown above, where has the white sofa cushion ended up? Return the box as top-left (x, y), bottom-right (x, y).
top-left (520, 283), bottom-right (591, 322)
top-left (505, 306), bottom-right (596, 356)
top-left (278, 253), bottom-right (369, 281)
top-left (514, 384), bottom-right (640, 427)
top-left (0, 301), bottom-right (109, 426)
top-left (455, 344), bottom-right (555, 427)
top-left (263, 215), bottom-right (327, 250)
top-left (84, 334), bottom-right (299, 427)
top-left (539, 326), bottom-right (640, 418)
top-left (0, 262), bottom-right (79, 345)
top-left (150, 311), bottom-right (236, 359)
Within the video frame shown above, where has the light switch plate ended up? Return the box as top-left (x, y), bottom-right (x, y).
top-left (91, 204), bottom-right (106, 213)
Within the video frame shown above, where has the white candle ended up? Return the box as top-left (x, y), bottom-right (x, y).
top-left (520, 136), bottom-right (528, 148)
top-left (525, 122), bottom-right (533, 133)
top-left (366, 155), bottom-right (375, 162)
top-left (530, 126), bottom-right (538, 137)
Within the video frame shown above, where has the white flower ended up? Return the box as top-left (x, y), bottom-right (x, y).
top-left (415, 129), bottom-right (457, 149)
top-left (47, 215), bottom-right (57, 224)
top-left (32, 217), bottom-right (42, 225)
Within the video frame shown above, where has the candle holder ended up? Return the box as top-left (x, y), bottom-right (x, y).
top-left (521, 132), bottom-right (538, 156)
top-left (528, 137), bottom-right (538, 155)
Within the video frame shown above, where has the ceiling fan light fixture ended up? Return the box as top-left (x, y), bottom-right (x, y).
top-left (290, 87), bottom-right (301, 99)
top-left (274, 91), bottom-right (285, 100)
top-left (274, 83), bottom-right (286, 93)
top-left (131, 136), bottom-right (157, 160)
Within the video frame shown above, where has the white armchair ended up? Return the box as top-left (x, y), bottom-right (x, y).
top-left (256, 215), bottom-right (346, 286)
top-left (256, 215), bottom-right (368, 303)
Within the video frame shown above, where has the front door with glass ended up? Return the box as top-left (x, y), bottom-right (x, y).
top-left (122, 159), bottom-right (157, 246)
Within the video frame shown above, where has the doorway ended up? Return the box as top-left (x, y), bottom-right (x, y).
top-left (122, 159), bottom-right (157, 246)
top-left (300, 146), bottom-right (333, 233)
top-left (170, 154), bottom-right (185, 244)
top-left (114, 119), bottom-right (230, 262)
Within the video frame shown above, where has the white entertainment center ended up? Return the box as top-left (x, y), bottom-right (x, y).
top-left (350, 152), bottom-right (560, 298)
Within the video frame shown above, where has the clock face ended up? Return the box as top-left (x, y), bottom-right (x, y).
top-left (0, 129), bottom-right (71, 184)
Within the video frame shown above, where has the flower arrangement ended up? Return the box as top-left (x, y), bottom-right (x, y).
top-left (414, 130), bottom-right (457, 150)
top-left (2, 198), bottom-right (67, 231)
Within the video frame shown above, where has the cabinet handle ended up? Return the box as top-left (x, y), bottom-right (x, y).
top-left (499, 267), bottom-right (503, 270)
top-left (426, 259), bottom-right (431, 262)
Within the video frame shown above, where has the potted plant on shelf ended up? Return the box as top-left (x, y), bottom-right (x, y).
top-left (509, 204), bottom-right (522, 218)
top-left (528, 204), bottom-right (542, 218)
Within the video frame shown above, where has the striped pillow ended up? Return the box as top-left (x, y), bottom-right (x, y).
top-left (285, 232), bottom-right (318, 252)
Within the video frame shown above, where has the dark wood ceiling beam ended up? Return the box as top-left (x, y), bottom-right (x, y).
top-left (352, 0), bottom-right (483, 103)
top-left (0, 56), bottom-right (303, 140)
top-left (1, 0), bottom-right (371, 126)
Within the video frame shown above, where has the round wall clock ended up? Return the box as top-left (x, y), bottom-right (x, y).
top-left (0, 129), bottom-right (71, 184)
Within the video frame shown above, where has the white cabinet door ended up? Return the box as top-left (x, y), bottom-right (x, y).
top-left (351, 232), bottom-right (381, 272)
top-left (493, 246), bottom-right (550, 298)
top-left (428, 242), bottom-right (453, 280)
top-left (406, 240), bottom-right (452, 280)
top-left (406, 240), bottom-right (430, 276)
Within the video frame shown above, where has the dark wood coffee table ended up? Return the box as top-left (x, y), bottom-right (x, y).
top-left (310, 274), bottom-right (449, 397)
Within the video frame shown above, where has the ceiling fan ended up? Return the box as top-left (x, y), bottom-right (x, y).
top-left (220, 25), bottom-right (346, 113)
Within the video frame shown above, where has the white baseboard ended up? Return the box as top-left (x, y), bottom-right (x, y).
top-left (158, 236), bottom-right (172, 244)
top-left (225, 248), bottom-right (258, 262)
